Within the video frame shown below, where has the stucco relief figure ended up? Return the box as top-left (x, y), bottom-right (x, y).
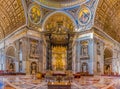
top-left (32, 45), bottom-right (36, 55)
top-left (83, 45), bottom-right (88, 55)
top-left (80, 40), bottom-right (89, 57)
top-left (81, 45), bottom-right (88, 56)
top-left (30, 44), bottom-right (36, 58)
top-left (30, 42), bottom-right (39, 59)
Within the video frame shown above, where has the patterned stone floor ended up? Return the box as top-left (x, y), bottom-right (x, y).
top-left (0, 75), bottom-right (120, 89)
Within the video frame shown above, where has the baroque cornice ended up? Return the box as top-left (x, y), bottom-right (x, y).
top-left (93, 26), bottom-right (120, 46)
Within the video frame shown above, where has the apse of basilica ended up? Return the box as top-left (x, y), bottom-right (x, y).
top-left (0, 0), bottom-right (120, 89)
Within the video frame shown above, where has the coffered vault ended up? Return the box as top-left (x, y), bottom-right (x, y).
top-left (0, 0), bottom-right (26, 40)
top-left (95, 0), bottom-right (120, 42)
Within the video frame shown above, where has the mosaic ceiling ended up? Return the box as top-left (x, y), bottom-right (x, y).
top-left (95, 0), bottom-right (120, 42)
top-left (0, 0), bottom-right (26, 40)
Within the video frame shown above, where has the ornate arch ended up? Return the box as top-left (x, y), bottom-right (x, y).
top-left (42, 11), bottom-right (77, 31)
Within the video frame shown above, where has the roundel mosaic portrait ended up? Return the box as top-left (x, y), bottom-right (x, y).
top-left (29, 5), bottom-right (41, 24)
top-left (78, 7), bottom-right (91, 25)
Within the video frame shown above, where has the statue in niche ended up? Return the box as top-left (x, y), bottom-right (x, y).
top-left (105, 65), bottom-right (110, 75)
top-left (83, 65), bottom-right (86, 72)
top-left (9, 63), bottom-right (14, 72)
top-left (31, 44), bottom-right (36, 56)
top-left (31, 62), bottom-right (37, 74)
top-left (82, 62), bottom-right (88, 73)
top-left (19, 61), bottom-right (22, 72)
top-left (83, 45), bottom-right (88, 56)
top-left (81, 45), bottom-right (88, 57)
top-left (97, 62), bottom-right (100, 72)
top-left (30, 44), bottom-right (36, 58)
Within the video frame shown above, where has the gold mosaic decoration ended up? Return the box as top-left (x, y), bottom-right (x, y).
top-left (29, 5), bottom-right (41, 24)
top-left (78, 7), bottom-right (91, 25)
top-left (44, 12), bottom-right (75, 33)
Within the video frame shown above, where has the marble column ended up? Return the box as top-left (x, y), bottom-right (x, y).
top-left (93, 38), bottom-right (96, 74)
top-left (88, 39), bottom-right (94, 74)
top-left (76, 40), bottom-right (80, 72)
top-left (72, 41), bottom-right (77, 73)
top-left (42, 42), bottom-right (47, 72)
top-left (15, 62), bottom-right (19, 72)
top-left (22, 37), bottom-right (30, 74)
top-left (38, 40), bottom-right (44, 72)
top-left (100, 41), bottom-right (104, 75)
top-left (46, 38), bottom-right (52, 70)
top-left (67, 39), bottom-right (73, 70)
top-left (15, 40), bottom-right (20, 72)
top-left (26, 60), bottom-right (30, 74)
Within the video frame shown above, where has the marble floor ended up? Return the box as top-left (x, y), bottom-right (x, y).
top-left (0, 75), bottom-right (120, 89)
